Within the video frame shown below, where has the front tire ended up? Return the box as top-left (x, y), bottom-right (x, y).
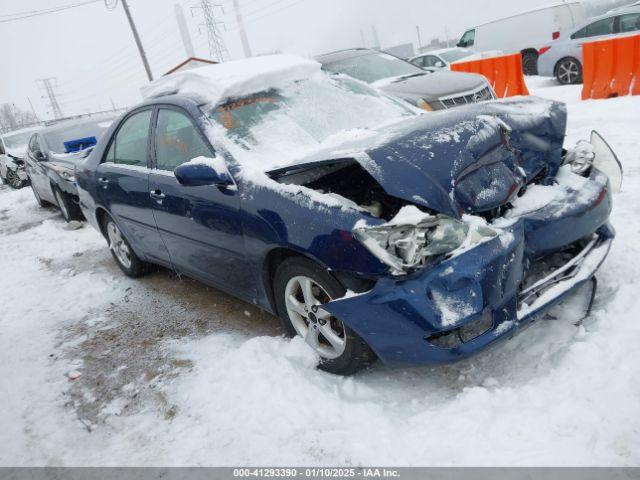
top-left (6, 169), bottom-right (27, 189)
top-left (556, 57), bottom-right (582, 85)
top-left (102, 214), bottom-right (150, 278)
top-left (273, 257), bottom-right (374, 375)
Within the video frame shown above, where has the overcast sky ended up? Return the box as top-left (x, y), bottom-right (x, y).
top-left (2, 0), bottom-right (566, 119)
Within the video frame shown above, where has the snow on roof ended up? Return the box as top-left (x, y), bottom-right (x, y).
top-left (141, 54), bottom-right (321, 106)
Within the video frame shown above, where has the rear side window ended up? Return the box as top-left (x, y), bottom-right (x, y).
top-left (572, 17), bottom-right (615, 39)
top-left (154, 109), bottom-right (212, 171)
top-left (105, 110), bottom-right (152, 166)
top-left (619, 13), bottom-right (640, 32)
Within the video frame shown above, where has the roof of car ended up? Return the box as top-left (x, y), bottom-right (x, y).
top-left (315, 48), bottom-right (379, 64)
top-left (570, 4), bottom-right (640, 33)
top-left (141, 54), bottom-right (320, 107)
top-left (38, 114), bottom-right (117, 135)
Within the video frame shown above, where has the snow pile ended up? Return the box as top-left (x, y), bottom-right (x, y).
top-left (500, 165), bottom-right (600, 221)
top-left (141, 54), bottom-right (320, 106)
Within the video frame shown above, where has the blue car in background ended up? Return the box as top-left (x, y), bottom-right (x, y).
top-left (76, 55), bottom-right (620, 375)
top-left (24, 116), bottom-right (115, 222)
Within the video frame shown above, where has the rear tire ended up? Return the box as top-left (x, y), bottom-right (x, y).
top-left (522, 51), bottom-right (539, 75)
top-left (273, 256), bottom-right (375, 375)
top-left (101, 214), bottom-right (150, 278)
top-left (53, 186), bottom-right (83, 222)
top-left (556, 57), bottom-right (582, 85)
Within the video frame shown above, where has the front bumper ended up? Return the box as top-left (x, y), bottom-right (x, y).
top-left (324, 168), bottom-right (614, 366)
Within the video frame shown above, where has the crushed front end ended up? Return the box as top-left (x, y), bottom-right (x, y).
top-left (320, 98), bottom-right (620, 366)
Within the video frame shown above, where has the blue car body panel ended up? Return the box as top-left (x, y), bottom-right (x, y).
top-left (76, 94), bottom-right (615, 366)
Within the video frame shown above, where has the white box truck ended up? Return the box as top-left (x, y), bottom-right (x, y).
top-left (456, 1), bottom-right (587, 74)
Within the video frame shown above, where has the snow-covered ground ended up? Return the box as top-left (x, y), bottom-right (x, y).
top-left (1, 78), bottom-right (639, 466)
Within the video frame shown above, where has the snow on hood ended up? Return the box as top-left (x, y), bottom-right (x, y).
top-left (4, 146), bottom-right (27, 158)
top-left (141, 54), bottom-right (321, 106)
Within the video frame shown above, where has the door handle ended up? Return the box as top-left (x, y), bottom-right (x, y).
top-left (98, 177), bottom-right (109, 188)
top-left (150, 189), bottom-right (166, 202)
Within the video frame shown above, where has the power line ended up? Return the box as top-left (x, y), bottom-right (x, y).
top-left (0, 0), bottom-right (101, 23)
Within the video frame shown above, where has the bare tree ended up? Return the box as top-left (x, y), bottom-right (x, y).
top-left (0, 103), bottom-right (38, 131)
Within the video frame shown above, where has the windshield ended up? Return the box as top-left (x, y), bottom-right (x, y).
top-left (323, 52), bottom-right (424, 84)
top-left (3, 130), bottom-right (36, 151)
top-left (206, 74), bottom-right (417, 171)
top-left (43, 118), bottom-right (113, 154)
top-left (440, 49), bottom-right (473, 63)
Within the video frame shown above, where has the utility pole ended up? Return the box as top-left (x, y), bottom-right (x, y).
top-left (120, 0), bottom-right (154, 81)
top-left (36, 78), bottom-right (64, 120)
top-left (27, 97), bottom-right (40, 122)
top-left (193, 0), bottom-right (229, 62)
top-left (232, 0), bottom-right (252, 58)
top-left (175, 3), bottom-right (195, 58)
top-left (416, 25), bottom-right (422, 51)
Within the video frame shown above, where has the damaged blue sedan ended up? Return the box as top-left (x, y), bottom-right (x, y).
top-left (76, 55), bottom-right (621, 375)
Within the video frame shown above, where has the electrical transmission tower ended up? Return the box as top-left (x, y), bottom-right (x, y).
top-left (192, 0), bottom-right (229, 62)
top-left (36, 78), bottom-right (64, 119)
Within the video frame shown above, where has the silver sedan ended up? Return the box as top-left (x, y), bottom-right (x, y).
top-left (538, 5), bottom-right (640, 85)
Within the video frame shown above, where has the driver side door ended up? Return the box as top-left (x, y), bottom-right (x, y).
top-left (148, 106), bottom-right (253, 299)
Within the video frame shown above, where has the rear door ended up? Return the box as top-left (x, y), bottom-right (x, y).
top-left (96, 108), bottom-right (171, 265)
top-left (148, 106), bottom-right (253, 297)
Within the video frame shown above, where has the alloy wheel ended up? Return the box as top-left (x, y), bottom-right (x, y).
top-left (107, 221), bottom-right (132, 269)
top-left (558, 60), bottom-right (579, 84)
top-left (6, 170), bottom-right (23, 189)
top-left (284, 275), bottom-right (346, 359)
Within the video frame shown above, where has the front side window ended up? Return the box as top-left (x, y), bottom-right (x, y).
top-left (154, 109), bottom-right (212, 171)
top-left (459, 29), bottom-right (475, 47)
top-left (423, 55), bottom-right (441, 67)
top-left (0, 140), bottom-right (5, 155)
top-left (29, 135), bottom-right (41, 156)
top-left (619, 13), bottom-right (640, 32)
top-left (105, 110), bottom-right (152, 166)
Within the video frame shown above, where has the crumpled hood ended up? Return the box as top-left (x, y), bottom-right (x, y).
top-left (278, 97), bottom-right (567, 218)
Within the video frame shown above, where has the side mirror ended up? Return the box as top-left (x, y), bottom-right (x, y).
top-left (35, 151), bottom-right (47, 161)
top-left (174, 159), bottom-right (233, 187)
top-left (435, 61), bottom-right (445, 68)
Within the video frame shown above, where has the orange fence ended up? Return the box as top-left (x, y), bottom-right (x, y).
top-left (582, 34), bottom-right (640, 100)
top-left (451, 53), bottom-right (529, 98)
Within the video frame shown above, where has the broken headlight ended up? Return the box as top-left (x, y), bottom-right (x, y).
top-left (51, 165), bottom-right (76, 182)
top-left (564, 140), bottom-right (595, 174)
top-left (353, 214), bottom-right (469, 275)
